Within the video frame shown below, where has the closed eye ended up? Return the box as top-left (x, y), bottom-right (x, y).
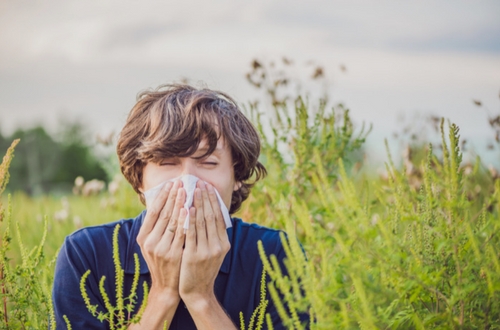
top-left (160, 159), bottom-right (177, 166)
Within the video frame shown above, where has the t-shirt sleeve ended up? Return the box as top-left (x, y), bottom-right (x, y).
top-left (265, 234), bottom-right (310, 330)
top-left (52, 234), bottom-right (109, 330)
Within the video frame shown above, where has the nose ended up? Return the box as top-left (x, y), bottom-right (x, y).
top-left (180, 158), bottom-right (198, 178)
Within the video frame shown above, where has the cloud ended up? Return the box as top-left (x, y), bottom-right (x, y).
top-left (1, 0), bottom-right (499, 150)
top-left (98, 20), bottom-right (185, 51)
top-left (390, 26), bottom-right (500, 53)
top-left (262, 0), bottom-right (500, 53)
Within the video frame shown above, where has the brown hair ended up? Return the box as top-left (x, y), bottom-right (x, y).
top-left (116, 84), bottom-right (267, 214)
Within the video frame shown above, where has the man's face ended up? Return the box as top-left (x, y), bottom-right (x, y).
top-left (140, 138), bottom-right (239, 210)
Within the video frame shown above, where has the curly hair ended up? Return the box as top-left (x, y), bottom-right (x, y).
top-left (116, 84), bottom-right (267, 214)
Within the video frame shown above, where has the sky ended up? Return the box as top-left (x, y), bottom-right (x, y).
top-left (1, 0), bottom-right (499, 165)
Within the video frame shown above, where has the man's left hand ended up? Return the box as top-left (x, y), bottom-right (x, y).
top-left (179, 180), bottom-right (231, 306)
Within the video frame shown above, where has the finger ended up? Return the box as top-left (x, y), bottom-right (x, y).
top-left (163, 180), bottom-right (183, 220)
top-left (150, 180), bottom-right (183, 238)
top-left (206, 183), bottom-right (227, 242)
top-left (199, 182), bottom-right (216, 243)
top-left (168, 186), bottom-right (186, 233)
top-left (157, 207), bottom-right (179, 250)
top-left (155, 226), bottom-right (175, 256)
top-left (194, 187), bottom-right (208, 248)
top-left (184, 207), bottom-right (197, 252)
top-left (170, 207), bottom-right (187, 252)
top-left (138, 181), bottom-right (174, 239)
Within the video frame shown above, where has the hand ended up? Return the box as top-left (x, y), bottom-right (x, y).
top-left (179, 180), bottom-right (231, 306)
top-left (136, 179), bottom-right (186, 303)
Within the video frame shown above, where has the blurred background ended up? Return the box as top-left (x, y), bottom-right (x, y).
top-left (1, 0), bottom-right (499, 195)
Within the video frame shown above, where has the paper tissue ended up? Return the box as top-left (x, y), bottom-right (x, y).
top-left (143, 174), bottom-right (232, 230)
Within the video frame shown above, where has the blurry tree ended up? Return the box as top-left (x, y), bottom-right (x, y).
top-left (6, 127), bottom-right (60, 195)
top-left (0, 121), bottom-right (107, 195)
top-left (52, 121), bottom-right (107, 190)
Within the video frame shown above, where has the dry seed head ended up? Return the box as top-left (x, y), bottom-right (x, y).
top-left (0, 139), bottom-right (20, 196)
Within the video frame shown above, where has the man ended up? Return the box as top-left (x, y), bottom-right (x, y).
top-left (52, 84), bottom-right (306, 329)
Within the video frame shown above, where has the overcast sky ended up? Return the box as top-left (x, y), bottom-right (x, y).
top-left (1, 0), bottom-right (499, 164)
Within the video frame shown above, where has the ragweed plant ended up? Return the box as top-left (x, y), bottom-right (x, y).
top-left (239, 268), bottom-right (270, 330)
top-left (251, 117), bottom-right (500, 329)
top-left (241, 59), bottom-right (370, 233)
top-left (2, 59), bottom-right (500, 329)
top-left (0, 139), bottom-right (55, 329)
top-left (77, 224), bottom-right (148, 329)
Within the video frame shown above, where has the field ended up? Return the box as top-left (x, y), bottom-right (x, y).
top-left (0, 74), bottom-right (499, 329)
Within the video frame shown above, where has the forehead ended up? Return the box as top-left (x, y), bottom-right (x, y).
top-left (195, 138), bottom-right (230, 156)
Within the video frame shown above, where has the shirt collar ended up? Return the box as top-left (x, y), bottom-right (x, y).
top-left (124, 211), bottom-right (234, 275)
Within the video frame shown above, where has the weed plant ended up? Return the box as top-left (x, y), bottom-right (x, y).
top-left (240, 60), bottom-right (500, 328)
top-left (0, 59), bottom-right (498, 328)
top-left (0, 140), bottom-right (55, 329)
top-left (252, 116), bottom-right (500, 328)
top-left (77, 224), bottom-right (148, 329)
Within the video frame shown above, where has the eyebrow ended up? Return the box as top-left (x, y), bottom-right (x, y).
top-left (193, 146), bottom-right (224, 156)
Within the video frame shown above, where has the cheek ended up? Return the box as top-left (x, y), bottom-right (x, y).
top-left (142, 165), bottom-right (179, 191)
top-left (206, 179), bottom-right (234, 210)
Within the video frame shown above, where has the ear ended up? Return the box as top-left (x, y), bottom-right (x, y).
top-left (233, 181), bottom-right (242, 191)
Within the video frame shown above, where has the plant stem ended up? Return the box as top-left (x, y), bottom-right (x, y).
top-left (1, 265), bottom-right (7, 326)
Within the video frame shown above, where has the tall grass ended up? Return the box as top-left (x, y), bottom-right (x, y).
top-left (0, 64), bottom-right (498, 328)
top-left (0, 140), bottom-right (54, 329)
top-left (242, 60), bottom-right (500, 328)
top-left (252, 113), bottom-right (500, 328)
top-left (0, 141), bottom-right (144, 329)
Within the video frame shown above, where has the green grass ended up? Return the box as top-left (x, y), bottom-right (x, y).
top-left (0, 91), bottom-right (499, 329)
top-left (3, 185), bottom-right (143, 265)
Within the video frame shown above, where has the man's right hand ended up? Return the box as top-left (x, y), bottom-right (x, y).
top-left (131, 179), bottom-right (186, 329)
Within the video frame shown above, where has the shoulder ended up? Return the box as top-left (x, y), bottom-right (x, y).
top-left (60, 212), bottom-right (145, 264)
top-left (65, 217), bottom-right (136, 248)
top-left (230, 218), bottom-right (286, 255)
top-left (55, 212), bottom-right (147, 277)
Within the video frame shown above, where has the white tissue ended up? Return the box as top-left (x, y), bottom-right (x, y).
top-left (143, 174), bottom-right (232, 230)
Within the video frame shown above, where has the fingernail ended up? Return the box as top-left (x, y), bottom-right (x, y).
top-left (164, 182), bottom-right (173, 191)
top-left (199, 181), bottom-right (206, 190)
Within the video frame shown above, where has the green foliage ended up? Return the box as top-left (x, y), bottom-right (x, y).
top-left (0, 122), bottom-right (108, 195)
top-left (239, 268), bottom-right (269, 330)
top-left (241, 59), bottom-right (500, 329)
top-left (77, 224), bottom-right (149, 329)
top-left (62, 315), bottom-right (72, 330)
top-left (241, 59), bottom-right (369, 231)
top-left (0, 59), bottom-right (498, 329)
top-left (2, 179), bottom-right (143, 270)
top-left (0, 140), bottom-right (54, 329)
top-left (248, 112), bottom-right (500, 328)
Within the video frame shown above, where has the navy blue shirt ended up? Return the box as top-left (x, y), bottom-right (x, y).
top-left (52, 211), bottom-right (305, 329)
